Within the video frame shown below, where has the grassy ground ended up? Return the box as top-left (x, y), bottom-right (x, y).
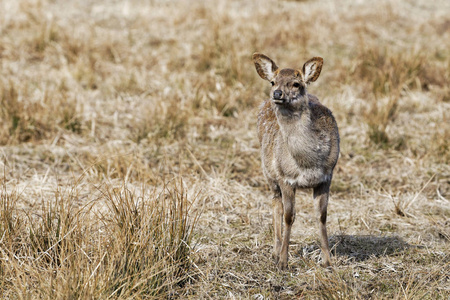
top-left (1, 0), bottom-right (449, 298)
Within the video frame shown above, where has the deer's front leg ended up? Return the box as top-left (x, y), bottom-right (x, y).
top-left (273, 194), bottom-right (283, 263)
top-left (279, 183), bottom-right (295, 269)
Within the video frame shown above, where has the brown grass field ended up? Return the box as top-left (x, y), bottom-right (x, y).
top-left (1, 0), bottom-right (449, 298)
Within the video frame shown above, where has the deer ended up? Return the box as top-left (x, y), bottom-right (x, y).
top-left (252, 53), bottom-right (340, 269)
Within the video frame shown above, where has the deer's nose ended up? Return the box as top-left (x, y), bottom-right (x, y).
top-left (273, 90), bottom-right (283, 100)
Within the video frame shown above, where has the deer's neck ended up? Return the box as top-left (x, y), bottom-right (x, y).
top-left (275, 99), bottom-right (310, 135)
top-left (275, 100), bottom-right (317, 160)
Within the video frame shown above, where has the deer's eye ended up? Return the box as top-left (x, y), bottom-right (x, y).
top-left (270, 81), bottom-right (275, 86)
top-left (293, 82), bottom-right (300, 88)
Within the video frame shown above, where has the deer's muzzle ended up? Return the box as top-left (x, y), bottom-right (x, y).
top-left (273, 90), bottom-right (283, 100)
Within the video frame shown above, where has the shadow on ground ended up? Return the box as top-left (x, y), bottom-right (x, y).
top-left (328, 235), bottom-right (411, 261)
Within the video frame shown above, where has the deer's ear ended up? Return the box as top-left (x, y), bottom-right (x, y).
top-left (253, 53), bottom-right (279, 82)
top-left (302, 57), bottom-right (323, 84)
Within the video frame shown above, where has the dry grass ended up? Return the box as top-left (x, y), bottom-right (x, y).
top-left (1, 0), bottom-right (449, 298)
top-left (0, 177), bottom-right (198, 298)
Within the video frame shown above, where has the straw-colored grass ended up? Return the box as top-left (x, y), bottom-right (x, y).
top-left (1, 0), bottom-right (449, 298)
top-left (1, 178), bottom-right (198, 298)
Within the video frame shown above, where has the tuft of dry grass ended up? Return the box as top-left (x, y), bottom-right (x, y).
top-left (0, 177), bottom-right (198, 298)
top-left (1, 0), bottom-right (449, 298)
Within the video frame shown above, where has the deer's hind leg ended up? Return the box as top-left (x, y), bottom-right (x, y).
top-left (314, 181), bottom-right (332, 267)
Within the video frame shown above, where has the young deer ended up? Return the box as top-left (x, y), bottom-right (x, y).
top-left (253, 53), bottom-right (339, 269)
